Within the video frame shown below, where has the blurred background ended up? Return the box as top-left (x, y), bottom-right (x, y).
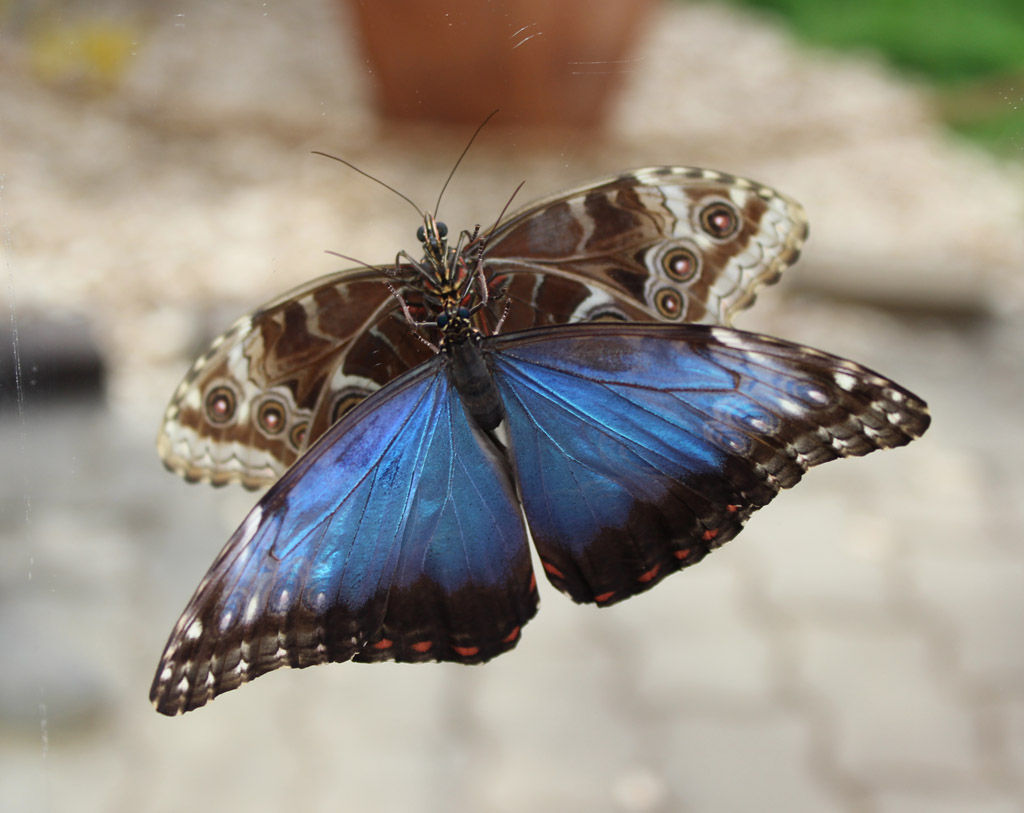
top-left (2, 0), bottom-right (1023, 810)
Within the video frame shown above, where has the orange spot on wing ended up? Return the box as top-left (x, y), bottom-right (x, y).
top-left (542, 560), bottom-right (565, 579)
top-left (502, 626), bottom-right (520, 644)
top-left (702, 528), bottom-right (719, 542)
top-left (453, 644), bottom-right (480, 658)
top-left (726, 504), bottom-right (740, 513)
top-left (372, 638), bottom-right (393, 650)
top-left (637, 564), bottom-right (661, 583)
top-left (529, 573), bottom-right (537, 592)
top-left (411, 640), bottom-right (432, 653)
top-left (674, 547), bottom-right (693, 560)
top-left (594, 590), bottom-right (616, 603)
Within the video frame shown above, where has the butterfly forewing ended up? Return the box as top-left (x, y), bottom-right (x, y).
top-left (158, 167), bottom-right (808, 488)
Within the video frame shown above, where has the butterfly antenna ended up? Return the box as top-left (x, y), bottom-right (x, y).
top-left (433, 109), bottom-right (499, 217)
top-left (463, 178), bottom-right (526, 298)
top-left (312, 151), bottom-right (423, 218)
top-left (486, 179), bottom-right (525, 239)
top-left (324, 249), bottom-right (386, 273)
top-left (327, 248), bottom-right (430, 293)
top-left (325, 250), bottom-right (440, 351)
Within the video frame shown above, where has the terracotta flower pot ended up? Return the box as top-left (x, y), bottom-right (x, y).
top-left (344, 0), bottom-right (656, 128)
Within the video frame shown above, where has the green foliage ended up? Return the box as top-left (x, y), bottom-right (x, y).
top-left (716, 0), bottom-right (1024, 155)
top-left (720, 0), bottom-right (1024, 84)
top-left (946, 96), bottom-right (1024, 157)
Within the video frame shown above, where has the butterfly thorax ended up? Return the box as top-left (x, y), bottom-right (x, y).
top-left (439, 306), bottom-right (504, 431)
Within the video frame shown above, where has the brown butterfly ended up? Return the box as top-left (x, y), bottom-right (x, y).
top-left (157, 166), bottom-right (807, 489)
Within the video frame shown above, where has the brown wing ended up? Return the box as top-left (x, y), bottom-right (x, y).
top-left (157, 267), bottom-right (434, 488)
top-left (478, 166), bottom-right (807, 329)
top-left (160, 167), bottom-right (807, 489)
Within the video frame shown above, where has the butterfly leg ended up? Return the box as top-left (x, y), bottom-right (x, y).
top-left (381, 266), bottom-right (441, 353)
top-left (492, 296), bottom-right (514, 335)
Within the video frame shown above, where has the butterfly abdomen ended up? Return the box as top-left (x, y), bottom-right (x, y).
top-left (448, 338), bottom-right (505, 431)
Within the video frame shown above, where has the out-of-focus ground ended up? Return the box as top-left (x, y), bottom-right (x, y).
top-left (2, 1), bottom-right (1023, 811)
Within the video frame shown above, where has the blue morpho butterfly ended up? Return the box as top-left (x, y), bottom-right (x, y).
top-left (151, 212), bottom-right (930, 715)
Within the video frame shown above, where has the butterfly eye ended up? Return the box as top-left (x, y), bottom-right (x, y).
top-left (654, 287), bottom-right (685, 320)
top-left (436, 222), bottom-right (448, 238)
top-left (417, 225), bottom-right (427, 243)
top-left (436, 312), bottom-right (450, 328)
top-left (204, 385), bottom-right (237, 424)
top-left (256, 399), bottom-right (286, 435)
top-left (457, 307), bottom-right (471, 319)
top-left (699, 202), bottom-right (740, 239)
top-left (662, 247), bottom-right (699, 282)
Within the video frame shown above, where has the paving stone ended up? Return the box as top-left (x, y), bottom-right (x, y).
top-left (0, 598), bottom-right (111, 731)
top-left (473, 721), bottom-right (639, 812)
top-left (660, 711), bottom-right (842, 812)
top-left (45, 743), bottom-right (132, 813)
top-left (619, 554), bottom-right (780, 711)
top-left (997, 693), bottom-right (1024, 785)
top-left (738, 480), bottom-right (898, 622)
top-left (795, 623), bottom-right (980, 784)
top-left (908, 556), bottom-right (1024, 690)
top-left (0, 745), bottom-right (53, 813)
top-left (875, 789), bottom-right (1023, 813)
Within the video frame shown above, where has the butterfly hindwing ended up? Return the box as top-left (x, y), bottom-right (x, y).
top-left (151, 358), bottom-right (537, 715)
top-left (488, 324), bottom-right (929, 605)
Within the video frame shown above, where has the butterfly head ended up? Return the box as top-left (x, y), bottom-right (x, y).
top-left (414, 214), bottom-right (470, 304)
top-left (416, 215), bottom-right (450, 269)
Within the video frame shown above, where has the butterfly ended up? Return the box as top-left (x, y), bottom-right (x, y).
top-left (151, 243), bottom-right (930, 714)
top-left (157, 167), bottom-right (808, 489)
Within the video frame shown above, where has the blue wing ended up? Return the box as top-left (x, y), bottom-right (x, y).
top-left (489, 323), bottom-right (930, 605)
top-left (151, 358), bottom-right (537, 716)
